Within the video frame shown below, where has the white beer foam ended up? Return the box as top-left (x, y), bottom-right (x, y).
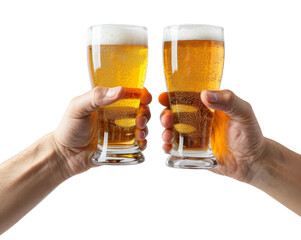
top-left (164, 24), bottom-right (224, 42)
top-left (88, 24), bottom-right (148, 46)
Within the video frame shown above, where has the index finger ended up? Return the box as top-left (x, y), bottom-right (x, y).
top-left (158, 92), bottom-right (170, 107)
top-left (140, 87), bottom-right (152, 105)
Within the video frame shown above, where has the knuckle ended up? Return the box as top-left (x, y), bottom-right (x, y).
top-left (221, 90), bottom-right (236, 112)
top-left (144, 127), bottom-right (149, 136)
top-left (160, 116), bottom-right (165, 127)
top-left (245, 100), bottom-right (252, 110)
top-left (162, 129), bottom-right (173, 143)
top-left (69, 96), bottom-right (80, 110)
top-left (143, 104), bottom-right (150, 113)
top-left (161, 129), bottom-right (166, 139)
top-left (244, 100), bottom-right (254, 117)
top-left (90, 88), bottom-right (98, 107)
top-left (160, 110), bottom-right (165, 119)
top-left (160, 108), bottom-right (169, 119)
top-left (148, 94), bottom-right (153, 104)
top-left (91, 87), bottom-right (106, 107)
top-left (223, 89), bottom-right (235, 103)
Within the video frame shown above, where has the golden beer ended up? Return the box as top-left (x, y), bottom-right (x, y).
top-left (163, 25), bottom-right (224, 169)
top-left (164, 40), bottom-right (224, 151)
top-left (87, 25), bottom-right (148, 165)
top-left (88, 45), bottom-right (147, 146)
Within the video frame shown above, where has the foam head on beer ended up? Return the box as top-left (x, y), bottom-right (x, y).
top-left (163, 24), bottom-right (223, 42)
top-left (88, 24), bottom-right (148, 46)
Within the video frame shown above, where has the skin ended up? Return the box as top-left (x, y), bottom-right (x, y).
top-left (1, 87), bottom-right (300, 234)
top-left (54, 86), bottom-right (151, 177)
top-left (0, 86), bottom-right (152, 234)
top-left (159, 89), bottom-right (301, 215)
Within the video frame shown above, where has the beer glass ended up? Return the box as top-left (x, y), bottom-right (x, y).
top-left (87, 24), bottom-right (148, 165)
top-left (163, 24), bottom-right (224, 169)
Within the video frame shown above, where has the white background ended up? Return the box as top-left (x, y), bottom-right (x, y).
top-left (0, 0), bottom-right (301, 239)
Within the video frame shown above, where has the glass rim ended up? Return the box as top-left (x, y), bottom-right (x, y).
top-left (163, 24), bottom-right (224, 42)
top-left (164, 24), bottom-right (223, 31)
top-left (88, 24), bottom-right (147, 31)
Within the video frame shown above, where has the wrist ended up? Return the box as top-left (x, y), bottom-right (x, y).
top-left (247, 138), bottom-right (301, 215)
top-left (248, 136), bottom-right (299, 190)
top-left (47, 133), bottom-right (74, 182)
top-left (246, 137), bottom-right (274, 187)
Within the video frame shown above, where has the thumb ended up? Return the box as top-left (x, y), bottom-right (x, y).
top-left (68, 86), bottom-right (124, 118)
top-left (201, 89), bottom-right (254, 121)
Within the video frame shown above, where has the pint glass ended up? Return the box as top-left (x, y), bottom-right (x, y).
top-left (87, 24), bottom-right (148, 165)
top-left (163, 25), bottom-right (224, 169)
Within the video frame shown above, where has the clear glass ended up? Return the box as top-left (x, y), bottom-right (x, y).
top-left (163, 24), bottom-right (224, 169)
top-left (87, 24), bottom-right (148, 165)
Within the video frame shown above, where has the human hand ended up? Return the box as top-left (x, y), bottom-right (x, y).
top-left (53, 86), bottom-right (152, 178)
top-left (159, 90), bottom-right (267, 183)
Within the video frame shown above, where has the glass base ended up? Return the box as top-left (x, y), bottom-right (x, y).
top-left (166, 149), bottom-right (217, 169)
top-left (92, 144), bottom-right (144, 165)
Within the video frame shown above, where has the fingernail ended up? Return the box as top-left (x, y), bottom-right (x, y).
top-left (142, 130), bottom-right (146, 139)
top-left (206, 91), bottom-right (219, 103)
top-left (106, 87), bottom-right (120, 98)
top-left (141, 116), bottom-right (147, 128)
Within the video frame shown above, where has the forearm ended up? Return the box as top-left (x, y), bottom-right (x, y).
top-left (0, 133), bottom-right (67, 234)
top-left (250, 138), bottom-right (301, 215)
